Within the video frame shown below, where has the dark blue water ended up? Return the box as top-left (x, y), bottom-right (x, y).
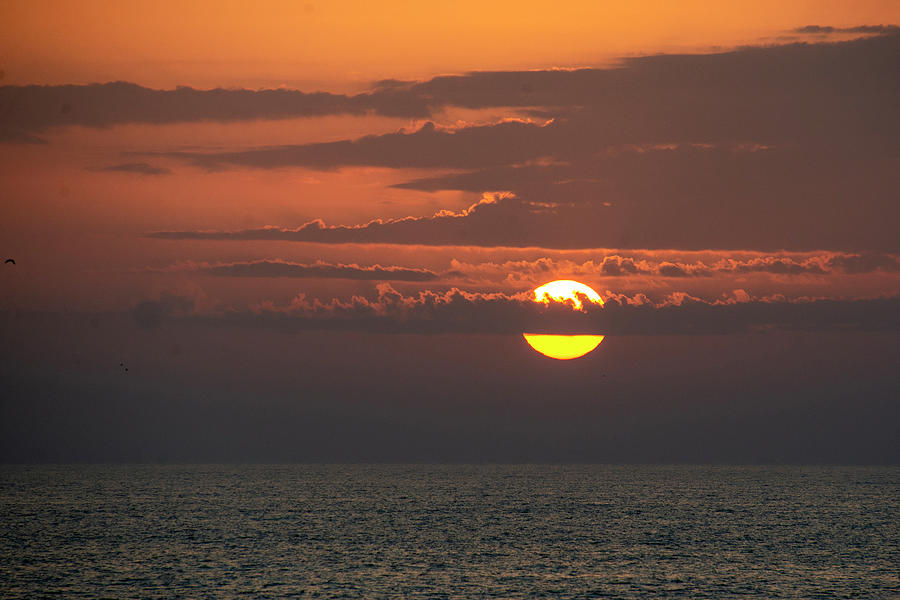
top-left (1, 465), bottom-right (897, 598)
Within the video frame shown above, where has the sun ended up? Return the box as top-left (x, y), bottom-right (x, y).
top-left (532, 279), bottom-right (604, 309)
top-left (524, 280), bottom-right (605, 360)
top-left (522, 333), bottom-right (605, 360)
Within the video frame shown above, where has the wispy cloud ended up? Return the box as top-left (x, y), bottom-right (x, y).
top-left (153, 259), bottom-right (440, 281)
top-left (87, 162), bottom-right (173, 175)
top-left (165, 120), bottom-right (550, 171)
top-left (0, 81), bottom-right (431, 142)
top-left (792, 24), bottom-right (900, 34)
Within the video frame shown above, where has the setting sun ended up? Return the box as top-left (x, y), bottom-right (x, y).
top-left (523, 333), bottom-right (605, 360)
top-left (525, 280), bottom-right (605, 360)
top-left (533, 280), bottom-right (604, 310)
top-left (2, 3), bottom-right (898, 596)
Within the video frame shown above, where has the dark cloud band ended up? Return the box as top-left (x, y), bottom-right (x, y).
top-left (87, 162), bottom-right (172, 175)
top-left (211, 287), bottom-right (900, 335)
top-left (158, 260), bottom-right (441, 282)
top-left (0, 81), bottom-right (431, 143)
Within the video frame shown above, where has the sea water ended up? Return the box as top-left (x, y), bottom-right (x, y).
top-left (1, 465), bottom-right (897, 598)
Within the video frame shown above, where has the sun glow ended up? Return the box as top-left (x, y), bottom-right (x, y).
top-left (525, 280), bottom-right (605, 360)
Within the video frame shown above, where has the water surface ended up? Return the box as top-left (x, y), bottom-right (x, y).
top-left (1, 465), bottom-right (897, 598)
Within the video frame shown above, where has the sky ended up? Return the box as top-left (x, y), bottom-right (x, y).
top-left (1, 1), bottom-right (898, 463)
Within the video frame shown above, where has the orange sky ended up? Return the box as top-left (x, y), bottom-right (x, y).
top-left (2, 1), bottom-right (899, 315)
top-left (4, 0), bottom-right (900, 90)
top-left (1, 1), bottom-right (900, 466)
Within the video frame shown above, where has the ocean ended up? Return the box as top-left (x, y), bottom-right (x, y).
top-left (1, 465), bottom-right (897, 598)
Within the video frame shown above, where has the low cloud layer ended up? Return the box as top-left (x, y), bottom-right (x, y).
top-left (208, 284), bottom-right (900, 335)
top-left (156, 252), bottom-right (900, 286)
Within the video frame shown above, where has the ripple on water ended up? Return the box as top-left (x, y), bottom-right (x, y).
top-left (0, 465), bottom-right (898, 599)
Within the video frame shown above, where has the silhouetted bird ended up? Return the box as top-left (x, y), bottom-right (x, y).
top-left (4, 258), bottom-right (14, 265)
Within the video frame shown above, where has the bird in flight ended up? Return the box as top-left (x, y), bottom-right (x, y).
top-left (4, 258), bottom-right (14, 265)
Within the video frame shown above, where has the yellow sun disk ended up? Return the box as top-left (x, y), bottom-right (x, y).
top-left (525, 280), bottom-right (605, 359)
top-left (533, 280), bottom-right (604, 310)
top-left (522, 334), bottom-right (605, 360)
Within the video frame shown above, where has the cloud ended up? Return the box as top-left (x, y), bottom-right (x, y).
top-left (718, 256), bottom-right (827, 276)
top-left (164, 31), bottom-right (900, 170)
top-left (0, 128), bottom-right (48, 144)
top-left (391, 143), bottom-right (900, 252)
top-left (156, 259), bottom-right (440, 281)
top-left (168, 120), bottom-right (553, 171)
top-left (0, 81), bottom-right (431, 140)
top-left (599, 255), bottom-right (644, 276)
top-left (443, 253), bottom-right (900, 286)
top-left (793, 25), bottom-right (900, 34)
top-left (87, 162), bottom-right (173, 175)
top-left (3, 28), bottom-right (897, 149)
top-left (407, 30), bottom-right (900, 135)
top-left (445, 256), bottom-right (660, 284)
top-left (149, 193), bottom-right (574, 248)
top-left (11, 32), bottom-right (898, 252)
top-left (825, 253), bottom-right (900, 274)
top-left (211, 284), bottom-right (900, 335)
top-left (148, 253), bottom-right (899, 291)
top-left (149, 179), bottom-right (900, 253)
top-left (143, 33), bottom-right (900, 252)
